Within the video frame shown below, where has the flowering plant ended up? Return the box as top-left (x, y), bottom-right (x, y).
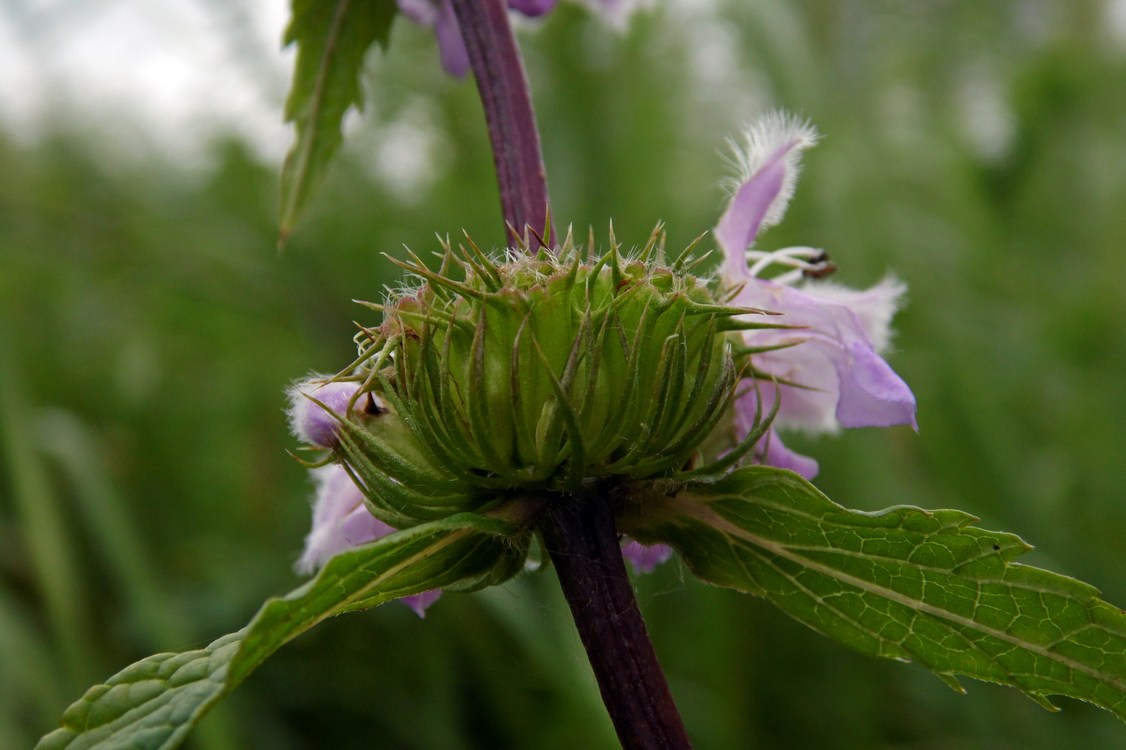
top-left (38, 2), bottom-right (1126, 748)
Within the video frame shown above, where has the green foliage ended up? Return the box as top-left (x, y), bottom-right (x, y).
top-left (37, 512), bottom-right (529, 750)
top-left (624, 467), bottom-right (1126, 719)
top-left (280, 0), bottom-right (397, 241)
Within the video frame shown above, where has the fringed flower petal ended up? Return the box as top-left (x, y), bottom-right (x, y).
top-left (714, 112), bottom-right (916, 471)
top-left (733, 280), bottom-right (917, 434)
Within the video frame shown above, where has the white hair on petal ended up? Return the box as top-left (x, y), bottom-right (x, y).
top-left (723, 111), bottom-right (820, 233)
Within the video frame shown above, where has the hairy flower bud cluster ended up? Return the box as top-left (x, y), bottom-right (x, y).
top-left (308, 231), bottom-right (775, 528)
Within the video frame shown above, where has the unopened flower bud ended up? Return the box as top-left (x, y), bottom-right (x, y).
top-left (287, 379), bottom-right (369, 448)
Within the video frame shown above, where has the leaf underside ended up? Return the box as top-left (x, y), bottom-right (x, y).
top-left (37, 513), bottom-right (526, 750)
top-left (626, 466), bottom-right (1126, 720)
top-left (279, 0), bottom-right (397, 242)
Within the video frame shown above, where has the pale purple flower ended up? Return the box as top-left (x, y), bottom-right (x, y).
top-left (287, 378), bottom-right (362, 449)
top-left (621, 540), bottom-right (673, 574)
top-left (397, 0), bottom-right (559, 77)
top-left (298, 464), bottom-right (442, 617)
top-left (717, 112), bottom-right (917, 479)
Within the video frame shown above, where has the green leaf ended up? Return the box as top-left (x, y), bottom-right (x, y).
top-left (37, 512), bottom-right (528, 750)
top-left (624, 467), bottom-right (1126, 719)
top-left (279, 0), bottom-right (397, 243)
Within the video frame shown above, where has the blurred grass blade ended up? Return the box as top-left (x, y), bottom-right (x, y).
top-left (475, 583), bottom-right (619, 746)
top-left (37, 512), bottom-right (529, 750)
top-left (35, 410), bottom-right (189, 649)
top-left (625, 467), bottom-right (1126, 719)
top-left (0, 339), bottom-right (94, 691)
top-left (279, 0), bottom-right (397, 243)
top-left (0, 587), bottom-right (69, 744)
top-left (31, 410), bottom-right (241, 750)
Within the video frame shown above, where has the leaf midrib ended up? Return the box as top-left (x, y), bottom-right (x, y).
top-left (679, 498), bottom-right (1125, 693)
top-left (725, 494), bottom-right (1101, 599)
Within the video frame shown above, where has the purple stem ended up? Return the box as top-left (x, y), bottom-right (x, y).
top-left (540, 491), bottom-right (693, 750)
top-left (449, 0), bottom-right (554, 244)
top-left (450, 4), bottom-right (688, 744)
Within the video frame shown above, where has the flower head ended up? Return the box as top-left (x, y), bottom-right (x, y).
top-left (717, 113), bottom-right (917, 479)
top-left (336, 236), bottom-right (741, 503)
top-left (287, 234), bottom-right (750, 587)
top-left (285, 114), bottom-right (915, 583)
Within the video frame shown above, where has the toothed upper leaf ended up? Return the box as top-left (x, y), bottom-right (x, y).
top-left (279, 0), bottom-right (397, 242)
top-left (621, 466), bottom-right (1126, 719)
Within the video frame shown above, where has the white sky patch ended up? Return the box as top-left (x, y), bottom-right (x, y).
top-left (0, 0), bottom-right (292, 163)
top-left (878, 84), bottom-right (925, 148)
top-left (0, 9), bottom-right (43, 138)
top-left (576, 0), bottom-right (655, 32)
top-left (370, 102), bottom-right (447, 202)
top-left (1107, 0), bottom-right (1126, 48)
top-left (0, 0), bottom-right (735, 170)
top-left (957, 67), bottom-right (1016, 162)
top-left (342, 98), bottom-right (448, 205)
top-left (682, 15), bottom-right (756, 123)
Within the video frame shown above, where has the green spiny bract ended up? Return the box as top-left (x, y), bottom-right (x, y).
top-left (328, 229), bottom-right (771, 526)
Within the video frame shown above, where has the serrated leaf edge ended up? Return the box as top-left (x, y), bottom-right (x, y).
top-left (636, 470), bottom-right (1126, 716)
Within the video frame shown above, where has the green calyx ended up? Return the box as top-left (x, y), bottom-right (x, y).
top-left (330, 228), bottom-right (770, 524)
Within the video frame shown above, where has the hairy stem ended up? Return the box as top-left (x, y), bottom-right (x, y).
top-left (449, 0), bottom-right (554, 244)
top-left (539, 490), bottom-right (693, 750)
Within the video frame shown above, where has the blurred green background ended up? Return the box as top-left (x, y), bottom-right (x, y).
top-left (2, 1), bottom-right (1125, 748)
